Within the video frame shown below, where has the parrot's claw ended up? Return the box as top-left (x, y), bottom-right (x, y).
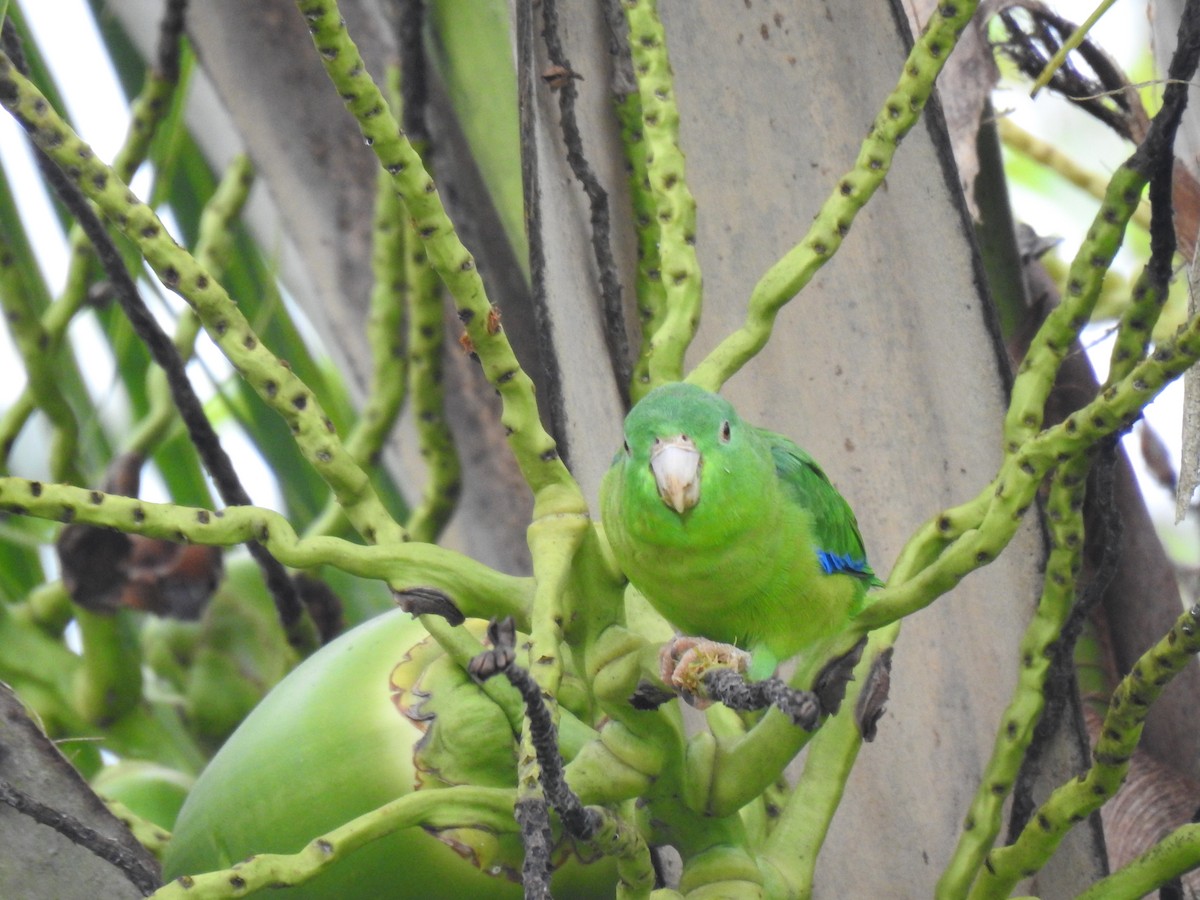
top-left (659, 636), bottom-right (751, 709)
top-left (812, 637), bottom-right (867, 717)
top-left (854, 646), bottom-right (893, 741)
top-left (702, 669), bottom-right (822, 730)
top-left (628, 680), bottom-right (675, 710)
top-left (392, 587), bottom-right (465, 626)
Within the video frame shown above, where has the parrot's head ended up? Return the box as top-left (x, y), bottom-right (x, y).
top-left (608, 382), bottom-right (774, 537)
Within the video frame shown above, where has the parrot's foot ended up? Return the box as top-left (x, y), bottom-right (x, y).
top-left (812, 637), bottom-right (867, 718)
top-left (392, 586), bottom-right (465, 626)
top-left (696, 638), bottom-right (876, 732)
top-left (659, 636), bottom-right (751, 709)
top-left (628, 680), bottom-right (676, 711)
top-left (702, 669), bottom-right (822, 730)
top-left (854, 646), bottom-right (893, 742)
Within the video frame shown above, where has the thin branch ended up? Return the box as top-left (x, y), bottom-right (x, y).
top-left (540, 0), bottom-right (630, 403)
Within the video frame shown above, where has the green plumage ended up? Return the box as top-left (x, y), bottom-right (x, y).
top-left (600, 382), bottom-right (879, 681)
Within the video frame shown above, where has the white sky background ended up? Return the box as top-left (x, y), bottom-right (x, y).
top-left (0, 1), bottom-right (1189, 543)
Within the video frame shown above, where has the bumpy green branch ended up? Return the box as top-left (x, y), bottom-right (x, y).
top-left (1074, 823), bottom-right (1200, 900)
top-left (150, 786), bottom-right (518, 899)
top-left (758, 627), bottom-right (897, 897)
top-left (614, 91), bottom-right (666, 402)
top-left (970, 603), bottom-right (1200, 899)
top-left (623, 0), bottom-right (701, 392)
top-left (0, 18), bottom-right (182, 464)
top-left (860, 276), bottom-right (1200, 631)
top-left (295, 0), bottom-right (578, 513)
top-left (305, 161), bottom-right (411, 541)
top-left (935, 460), bottom-right (1089, 898)
top-left (997, 118), bottom-right (1152, 232)
top-left (1004, 164), bottom-right (1144, 449)
top-left (128, 154), bottom-right (254, 458)
top-left (0, 228), bottom-right (80, 482)
top-left (687, 0), bottom-right (980, 391)
top-left (0, 54), bottom-right (405, 546)
top-left (0, 477), bottom-right (531, 624)
top-left (360, 169), bottom-right (409, 456)
top-left (405, 224), bottom-right (461, 542)
top-left (1107, 249), bottom-right (1172, 388)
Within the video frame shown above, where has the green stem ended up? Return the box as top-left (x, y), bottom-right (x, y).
top-left (305, 158), bottom-right (411, 541)
top-left (1074, 823), bottom-right (1200, 900)
top-left (1003, 163), bottom-right (1144, 449)
top-left (0, 27), bottom-right (181, 469)
top-left (1028, 0), bottom-right (1119, 96)
top-left (149, 786), bottom-right (519, 898)
top-left (0, 53), bottom-right (406, 546)
top-left (687, 0), bottom-right (980, 391)
top-left (997, 118), bottom-right (1152, 232)
top-left (935, 459), bottom-right (1089, 899)
top-left (969, 603), bottom-right (1200, 899)
top-left (72, 607), bottom-right (142, 725)
top-left (624, 0), bottom-right (701, 390)
top-left (405, 216), bottom-right (461, 542)
top-left (614, 90), bottom-right (667, 402)
top-left (295, 0), bottom-right (578, 509)
top-left (751, 630), bottom-right (892, 899)
top-left (127, 154), bottom-right (254, 458)
top-left (0, 477), bottom-right (532, 625)
top-left (0, 225), bottom-right (80, 482)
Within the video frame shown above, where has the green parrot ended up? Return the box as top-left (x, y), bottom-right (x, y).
top-left (599, 381), bottom-right (881, 692)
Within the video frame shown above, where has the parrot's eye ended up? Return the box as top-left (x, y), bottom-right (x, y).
top-left (719, 420), bottom-right (732, 443)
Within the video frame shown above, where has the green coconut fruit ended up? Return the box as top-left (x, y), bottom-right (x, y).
top-left (163, 608), bottom-right (616, 896)
top-left (92, 760), bottom-right (194, 831)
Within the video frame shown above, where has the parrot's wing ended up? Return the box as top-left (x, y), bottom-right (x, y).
top-left (765, 431), bottom-right (883, 588)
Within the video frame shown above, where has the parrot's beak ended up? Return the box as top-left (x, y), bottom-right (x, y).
top-left (650, 435), bottom-right (701, 514)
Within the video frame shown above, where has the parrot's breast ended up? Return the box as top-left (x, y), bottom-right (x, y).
top-left (608, 487), bottom-right (851, 658)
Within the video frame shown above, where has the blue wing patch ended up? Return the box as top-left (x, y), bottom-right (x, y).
top-left (816, 549), bottom-right (872, 579)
